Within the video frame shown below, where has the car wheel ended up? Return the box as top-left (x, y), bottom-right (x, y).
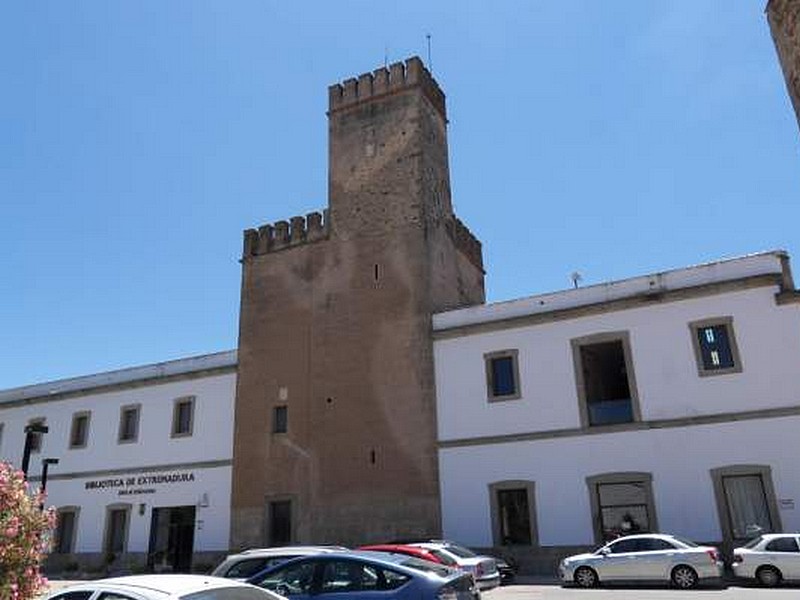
top-left (756, 565), bottom-right (782, 587)
top-left (574, 566), bottom-right (598, 588)
top-left (671, 565), bottom-right (698, 589)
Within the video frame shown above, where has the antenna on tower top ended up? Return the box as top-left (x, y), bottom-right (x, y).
top-left (426, 33), bottom-right (432, 72)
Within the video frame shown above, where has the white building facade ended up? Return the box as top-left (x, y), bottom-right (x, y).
top-left (0, 351), bottom-right (236, 573)
top-left (433, 251), bottom-right (800, 568)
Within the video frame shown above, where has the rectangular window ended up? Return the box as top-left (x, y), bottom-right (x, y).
top-left (484, 350), bottom-right (521, 401)
top-left (69, 412), bottom-right (91, 449)
top-left (722, 474), bottom-right (773, 539)
top-left (497, 488), bottom-right (532, 545)
top-left (596, 482), bottom-right (651, 540)
top-left (171, 397), bottom-right (195, 438)
top-left (118, 405), bottom-right (140, 443)
top-left (105, 507), bottom-right (129, 554)
top-left (269, 500), bottom-right (292, 545)
top-left (690, 317), bottom-right (742, 376)
top-left (572, 333), bottom-right (639, 427)
top-left (27, 418), bottom-right (47, 453)
top-left (273, 405), bottom-right (288, 434)
top-left (55, 509), bottom-right (78, 553)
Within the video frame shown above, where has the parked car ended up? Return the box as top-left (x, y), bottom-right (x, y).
top-left (558, 533), bottom-right (723, 589)
top-left (410, 541), bottom-right (500, 590)
top-left (212, 546), bottom-right (347, 580)
top-left (43, 575), bottom-right (286, 600)
top-left (246, 550), bottom-right (477, 600)
top-left (733, 533), bottom-right (800, 586)
top-left (494, 556), bottom-right (517, 585)
top-left (357, 544), bottom-right (457, 566)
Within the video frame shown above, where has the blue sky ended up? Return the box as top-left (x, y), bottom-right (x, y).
top-left (1, 1), bottom-right (797, 389)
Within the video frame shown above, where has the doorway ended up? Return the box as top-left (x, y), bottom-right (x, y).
top-left (147, 505), bottom-right (196, 572)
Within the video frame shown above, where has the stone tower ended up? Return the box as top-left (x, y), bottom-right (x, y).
top-left (767, 0), bottom-right (800, 130)
top-left (230, 57), bottom-right (485, 547)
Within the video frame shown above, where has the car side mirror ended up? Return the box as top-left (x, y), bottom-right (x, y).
top-left (599, 548), bottom-right (610, 556)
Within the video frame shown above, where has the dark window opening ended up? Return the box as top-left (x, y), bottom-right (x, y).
top-left (269, 500), bottom-right (292, 546)
top-left (697, 325), bottom-right (735, 370)
top-left (28, 419), bottom-right (46, 453)
top-left (580, 341), bottom-right (633, 425)
top-left (106, 508), bottom-right (128, 554)
top-left (118, 407), bottom-right (139, 443)
top-left (273, 406), bottom-right (288, 434)
top-left (70, 414), bottom-right (89, 448)
top-left (172, 399), bottom-right (194, 436)
top-left (497, 488), bottom-right (532, 545)
top-left (55, 510), bottom-right (77, 553)
top-left (765, 537), bottom-right (799, 553)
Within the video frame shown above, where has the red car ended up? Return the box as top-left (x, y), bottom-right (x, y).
top-left (358, 544), bottom-right (458, 568)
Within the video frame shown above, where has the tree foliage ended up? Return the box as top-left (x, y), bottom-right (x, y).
top-left (0, 461), bottom-right (55, 600)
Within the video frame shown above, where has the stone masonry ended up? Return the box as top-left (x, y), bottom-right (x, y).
top-left (768, 0), bottom-right (800, 131)
top-left (230, 57), bottom-right (485, 548)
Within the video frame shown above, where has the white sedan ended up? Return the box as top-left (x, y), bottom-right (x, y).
top-left (44, 575), bottom-right (287, 600)
top-left (558, 533), bottom-right (723, 589)
top-left (733, 533), bottom-right (800, 586)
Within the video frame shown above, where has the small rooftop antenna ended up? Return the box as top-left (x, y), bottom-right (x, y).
top-left (571, 271), bottom-right (583, 289)
top-left (384, 46), bottom-right (388, 69)
top-left (426, 33), bottom-right (432, 72)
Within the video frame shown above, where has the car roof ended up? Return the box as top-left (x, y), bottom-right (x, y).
top-left (232, 546), bottom-right (346, 557)
top-left (52, 575), bottom-right (252, 596)
top-left (248, 550), bottom-right (460, 581)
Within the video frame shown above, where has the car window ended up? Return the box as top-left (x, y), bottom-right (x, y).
top-left (382, 568), bottom-right (411, 590)
top-left (607, 538), bottom-right (641, 554)
top-left (640, 538), bottom-right (677, 551)
top-left (50, 593), bottom-right (94, 600)
top-left (428, 549), bottom-right (457, 566)
top-left (742, 535), bottom-right (764, 549)
top-left (320, 560), bottom-right (381, 593)
top-left (398, 556), bottom-right (452, 577)
top-left (444, 544), bottom-right (476, 558)
top-left (226, 558), bottom-right (269, 578)
top-left (765, 537), bottom-right (800, 553)
top-left (97, 594), bottom-right (138, 600)
top-left (251, 560), bottom-right (317, 596)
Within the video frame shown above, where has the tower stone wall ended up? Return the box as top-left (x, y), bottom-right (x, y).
top-left (231, 57), bottom-right (485, 547)
top-left (768, 0), bottom-right (800, 130)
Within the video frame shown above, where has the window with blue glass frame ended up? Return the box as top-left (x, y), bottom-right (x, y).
top-left (485, 350), bottom-right (521, 401)
top-left (690, 317), bottom-right (742, 376)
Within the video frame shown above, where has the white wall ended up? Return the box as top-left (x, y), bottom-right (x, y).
top-left (439, 416), bottom-right (800, 547)
top-left (0, 370), bottom-right (236, 552)
top-left (434, 286), bottom-right (800, 441)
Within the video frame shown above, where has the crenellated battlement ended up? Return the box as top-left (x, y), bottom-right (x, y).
top-left (447, 217), bottom-right (484, 272)
top-left (242, 209), bottom-right (329, 258)
top-left (328, 56), bottom-right (446, 119)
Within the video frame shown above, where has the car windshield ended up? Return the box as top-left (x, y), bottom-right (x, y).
top-left (183, 587), bottom-right (281, 600)
top-left (399, 557), bottom-right (453, 577)
top-left (742, 536), bottom-right (764, 549)
top-left (444, 544), bottom-right (476, 558)
top-left (428, 549), bottom-right (458, 566)
top-left (670, 536), bottom-right (699, 548)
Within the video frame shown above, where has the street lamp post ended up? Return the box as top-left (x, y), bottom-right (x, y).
top-left (21, 423), bottom-right (49, 478)
top-left (40, 458), bottom-right (59, 510)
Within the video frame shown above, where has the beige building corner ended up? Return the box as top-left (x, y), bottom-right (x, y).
top-left (767, 0), bottom-right (800, 130)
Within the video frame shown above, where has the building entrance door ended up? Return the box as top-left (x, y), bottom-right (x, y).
top-left (147, 505), bottom-right (196, 572)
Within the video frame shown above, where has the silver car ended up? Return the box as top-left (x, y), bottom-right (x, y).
top-left (558, 533), bottom-right (723, 589)
top-left (733, 533), bottom-right (800, 586)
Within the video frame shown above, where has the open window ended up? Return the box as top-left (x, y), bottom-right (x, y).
top-left (572, 332), bottom-right (640, 427)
